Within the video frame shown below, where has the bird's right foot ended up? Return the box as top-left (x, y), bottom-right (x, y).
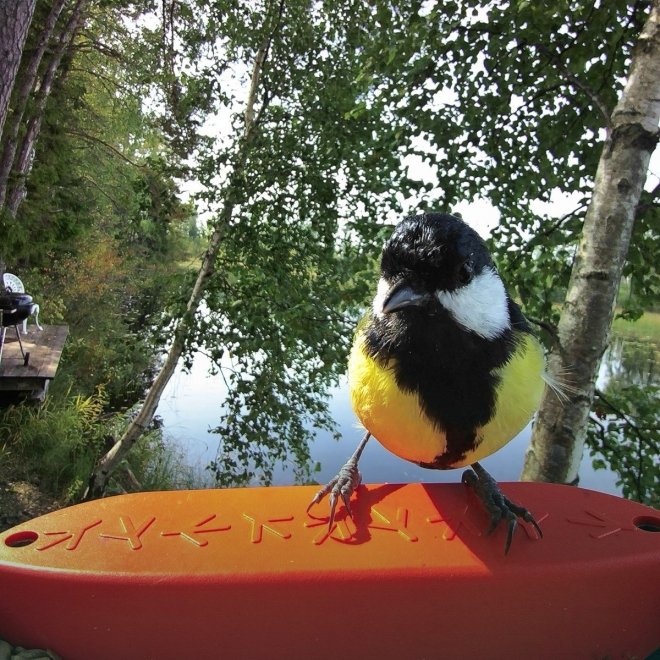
top-left (306, 432), bottom-right (371, 531)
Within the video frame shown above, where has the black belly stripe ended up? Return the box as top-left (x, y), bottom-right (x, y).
top-left (363, 299), bottom-right (533, 467)
top-left (364, 308), bottom-right (514, 430)
top-left (418, 426), bottom-right (478, 470)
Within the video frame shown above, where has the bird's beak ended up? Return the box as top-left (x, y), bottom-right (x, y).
top-left (382, 283), bottom-right (430, 314)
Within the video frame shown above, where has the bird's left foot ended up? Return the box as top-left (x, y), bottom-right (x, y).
top-left (462, 462), bottom-right (543, 555)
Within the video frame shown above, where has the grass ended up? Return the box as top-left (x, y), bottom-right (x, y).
top-left (0, 391), bottom-right (205, 504)
top-left (612, 310), bottom-right (660, 343)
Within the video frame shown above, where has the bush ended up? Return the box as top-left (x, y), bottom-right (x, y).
top-left (0, 389), bottom-right (108, 501)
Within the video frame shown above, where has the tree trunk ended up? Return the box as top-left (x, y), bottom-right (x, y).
top-left (0, 0), bottom-right (68, 208)
top-left (4, 0), bottom-right (86, 218)
top-left (521, 1), bottom-right (660, 484)
top-left (0, 0), bottom-right (36, 143)
top-left (82, 15), bottom-right (280, 500)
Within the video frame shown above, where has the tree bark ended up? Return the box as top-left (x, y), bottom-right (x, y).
top-left (4, 0), bottom-right (86, 218)
top-left (0, 0), bottom-right (36, 142)
top-left (521, 1), bottom-right (660, 484)
top-left (0, 0), bottom-right (68, 208)
top-left (82, 6), bottom-right (283, 500)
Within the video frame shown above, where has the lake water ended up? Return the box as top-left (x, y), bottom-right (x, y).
top-left (156, 342), bottom-right (631, 497)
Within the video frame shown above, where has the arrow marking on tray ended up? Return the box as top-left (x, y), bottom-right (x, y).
top-left (566, 510), bottom-right (634, 539)
top-left (304, 515), bottom-right (357, 545)
top-left (161, 514), bottom-right (232, 547)
top-left (100, 516), bottom-right (156, 550)
top-left (427, 505), bottom-right (482, 541)
top-left (36, 519), bottom-right (103, 552)
top-left (242, 513), bottom-right (293, 543)
top-left (368, 506), bottom-right (418, 542)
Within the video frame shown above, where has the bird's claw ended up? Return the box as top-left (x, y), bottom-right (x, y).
top-left (462, 463), bottom-right (543, 555)
top-left (307, 460), bottom-right (362, 531)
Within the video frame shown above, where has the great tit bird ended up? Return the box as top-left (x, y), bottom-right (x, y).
top-left (309, 212), bottom-right (546, 553)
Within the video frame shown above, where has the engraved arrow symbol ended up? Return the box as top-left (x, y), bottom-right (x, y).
top-left (304, 514), bottom-right (357, 545)
top-left (242, 513), bottom-right (293, 543)
top-left (368, 506), bottom-right (418, 542)
top-left (566, 510), bottom-right (634, 539)
top-left (427, 505), bottom-right (483, 541)
top-left (161, 514), bottom-right (231, 547)
top-left (100, 516), bottom-right (156, 550)
top-left (36, 519), bottom-right (103, 552)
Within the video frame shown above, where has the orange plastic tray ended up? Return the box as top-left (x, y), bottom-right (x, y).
top-left (1, 482), bottom-right (659, 659)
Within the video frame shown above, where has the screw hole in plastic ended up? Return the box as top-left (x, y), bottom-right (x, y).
top-left (633, 516), bottom-right (660, 532)
top-left (4, 531), bottom-right (38, 547)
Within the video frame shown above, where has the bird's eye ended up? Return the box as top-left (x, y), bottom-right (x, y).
top-left (458, 260), bottom-right (474, 285)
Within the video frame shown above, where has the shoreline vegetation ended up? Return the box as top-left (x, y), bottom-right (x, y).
top-left (612, 310), bottom-right (660, 342)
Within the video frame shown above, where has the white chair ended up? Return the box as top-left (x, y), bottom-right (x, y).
top-left (2, 273), bottom-right (42, 333)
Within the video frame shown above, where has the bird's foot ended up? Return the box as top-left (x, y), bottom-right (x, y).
top-left (307, 458), bottom-right (362, 531)
top-left (462, 462), bottom-right (543, 555)
top-left (307, 432), bottom-right (370, 531)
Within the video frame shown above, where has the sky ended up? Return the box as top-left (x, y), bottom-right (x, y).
top-left (401, 143), bottom-right (660, 240)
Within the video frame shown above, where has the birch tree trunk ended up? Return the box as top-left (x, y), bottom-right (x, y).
top-left (0, 0), bottom-right (68, 208)
top-left (4, 0), bottom-right (86, 217)
top-left (521, 0), bottom-right (660, 484)
top-left (0, 0), bottom-right (36, 142)
top-left (83, 20), bottom-right (278, 500)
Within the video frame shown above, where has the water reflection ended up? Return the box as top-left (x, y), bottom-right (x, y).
top-left (598, 334), bottom-right (658, 389)
top-left (593, 333), bottom-right (659, 504)
top-left (158, 331), bottom-right (658, 498)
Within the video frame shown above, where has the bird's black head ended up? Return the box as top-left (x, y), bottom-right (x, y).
top-left (381, 213), bottom-right (493, 293)
top-left (373, 212), bottom-right (512, 340)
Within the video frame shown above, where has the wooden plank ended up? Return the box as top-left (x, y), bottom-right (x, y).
top-left (0, 325), bottom-right (69, 382)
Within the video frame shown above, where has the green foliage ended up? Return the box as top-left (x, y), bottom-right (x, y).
top-left (360, 0), bottom-right (654, 328)
top-left (588, 384), bottom-right (659, 508)
top-left (3, 0), bottom-right (200, 269)
top-left (131, 434), bottom-right (200, 492)
top-left (189, 0), bottom-right (418, 485)
top-left (99, 410), bottom-right (200, 495)
top-left (1, 0), bottom-right (205, 404)
top-left (0, 389), bottom-right (107, 500)
top-left (0, 391), bottom-right (200, 501)
top-left (14, 227), bottom-right (189, 410)
top-left (0, 0), bottom-right (206, 498)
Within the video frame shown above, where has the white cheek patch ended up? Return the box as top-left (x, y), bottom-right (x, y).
top-left (436, 268), bottom-right (510, 340)
top-left (372, 277), bottom-right (391, 318)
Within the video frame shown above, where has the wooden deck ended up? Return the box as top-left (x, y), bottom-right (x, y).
top-left (0, 324), bottom-right (69, 400)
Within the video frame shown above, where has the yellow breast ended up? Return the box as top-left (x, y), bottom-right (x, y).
top-left (347, 332), bottom-right (545, 468)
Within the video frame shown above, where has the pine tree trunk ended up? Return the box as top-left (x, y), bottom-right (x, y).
top-left (0, 0), bottom-right (68, 208)
top-left (521, 1), bottom-right (660, 484)
top-left (82, 21), bottom-right (278, 500)
top-left (4, 0), bottom-right (85, 217)
top-left (0, 0), bottom-right (36, 142)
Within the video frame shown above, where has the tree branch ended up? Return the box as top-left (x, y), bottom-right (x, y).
top-left (244, 0), bottom-right (285, 140)
top-left (80, 174), bottom-right (130, 213)
top-left (505, 200), bottom-right (588, 274)
top-left (526, 316), bottom-right (559, 343)
top-left (635, 179), bottom-right (660, 217)
top-left (537, 43), bottom-right (613, 136)
top-left (593, 388), bottom-right (659, 448)
top-left (66, 129), bottom-right (145, 168)
top-left (83, 0), bottom-right (286, 501)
